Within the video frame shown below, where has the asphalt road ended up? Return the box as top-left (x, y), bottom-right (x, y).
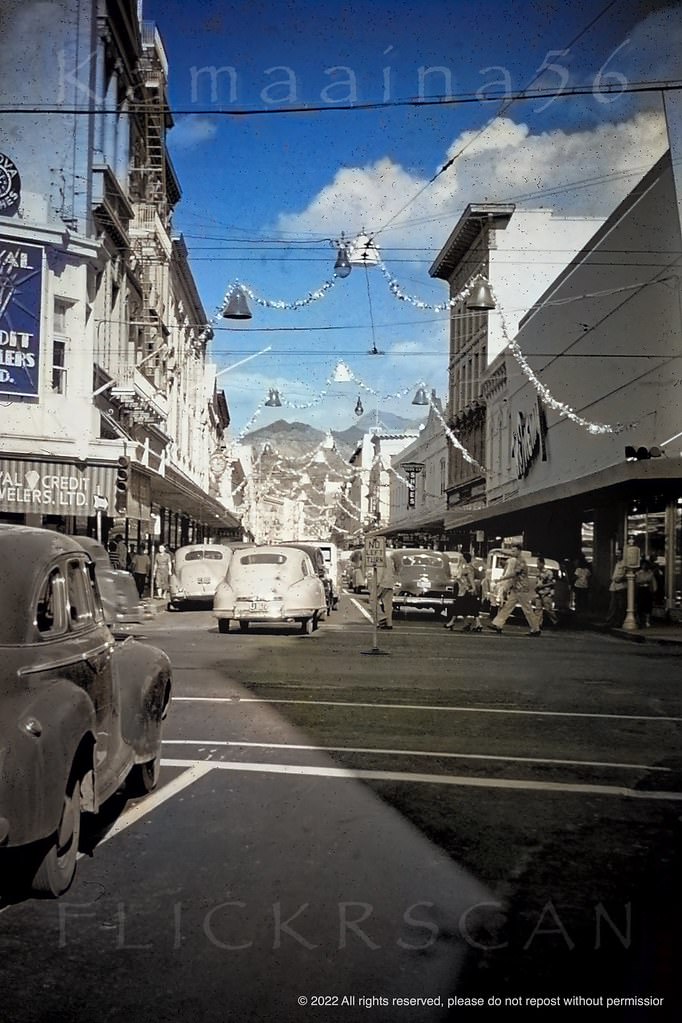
top-left (1, 594), bottom-right (680, 1022)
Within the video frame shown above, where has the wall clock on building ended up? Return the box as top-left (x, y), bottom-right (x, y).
top-left (0, 154), bottom-right (21, 215)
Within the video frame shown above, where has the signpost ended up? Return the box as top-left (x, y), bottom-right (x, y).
top-left (363, 536), bottom-right (389, 656)
top-left (93, 492), bottom-right (108, 542)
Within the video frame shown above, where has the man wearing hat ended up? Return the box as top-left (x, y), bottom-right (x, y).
top-left (488, 544), bottom-right (541, 635)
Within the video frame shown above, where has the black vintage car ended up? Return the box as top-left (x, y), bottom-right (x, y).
top-left (391, 548), bottom-right (456, 616)
top-left (0, 525), bottom-right (172, 897)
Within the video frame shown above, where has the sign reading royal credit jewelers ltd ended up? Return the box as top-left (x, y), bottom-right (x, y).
top-left (0, 238), bottom-right (43, 399)
top-left (0, 461), bottom-right (116, 515)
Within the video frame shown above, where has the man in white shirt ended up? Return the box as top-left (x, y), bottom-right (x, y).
top-left (369, 550), bottom-right (397, 629)
top-left (488, 545), bottom-right (541, 635)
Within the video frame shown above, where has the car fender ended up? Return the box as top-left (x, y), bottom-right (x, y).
top-left (115, 639), bottom-right (172, 762)
top-left (0, 679), bottom-right (96, 847)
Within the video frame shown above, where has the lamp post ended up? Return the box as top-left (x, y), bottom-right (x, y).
top-left (622, 543), bottom-right (641, 631)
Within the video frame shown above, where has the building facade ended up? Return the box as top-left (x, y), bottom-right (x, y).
top-left (429, 205), bottom-right (603, 524)
top-left (447, 152), bottom-right (682, 617)
top-left (0, 0), bottom-right (239, 547)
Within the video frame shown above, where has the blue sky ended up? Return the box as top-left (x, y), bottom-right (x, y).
top-left (144, 0), bottom-right (680, 436)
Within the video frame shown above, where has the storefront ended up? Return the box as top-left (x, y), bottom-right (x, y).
top-left (0, 456), bottom-right (117, 533)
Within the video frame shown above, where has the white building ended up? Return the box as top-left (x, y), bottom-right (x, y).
top-left (0, 0), bottom-right (240, 545)
top-left (450, 151), bottom-right (682, 616)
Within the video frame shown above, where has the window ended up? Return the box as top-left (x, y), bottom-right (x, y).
top-left (240, 553), bottom-right (287, 565)
top-left (52, 337), bottom-right (67, 393)
top-left (35, 569), bottom-right (67, 636)
top-left (53, 299), bottom-right (69, 334)
top-left (440, 458), bottom-right (446, 494)
top-left (65, 559), bottom-right (95, 627)
top-left (186, 550), bottom-right (224, 561)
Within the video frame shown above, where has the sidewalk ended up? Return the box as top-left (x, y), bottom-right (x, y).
top-left (579, 611), bottom-right (682, 647)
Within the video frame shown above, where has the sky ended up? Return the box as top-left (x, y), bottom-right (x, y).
top-left (144, 0), bottom-right (681, 437)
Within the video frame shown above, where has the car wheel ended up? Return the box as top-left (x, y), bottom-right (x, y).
top-left (239, 620), bottom-right (250, 632)
top-left (127, 755), bottom-right (161, 796)
top-left (32, 780), bottom-right (81, 897)
top-left (301, 617), bottom-right (314, 635)
top-left (218, 619), bottom-right (230, 634)
top-left (312, 612), bottom-right (321, 632)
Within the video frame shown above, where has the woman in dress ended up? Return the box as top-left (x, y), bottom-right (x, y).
top-left (445, 552), bottom-right (483, 632)
top-left (154, 544), bottom-right (173, 598)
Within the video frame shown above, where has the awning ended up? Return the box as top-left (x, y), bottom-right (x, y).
top-left (148, 465), bottom-right (241, 530)
top-left (375, 507), bottom-right (446, 536)
top-left (444, 458), bottom-right (682, 531)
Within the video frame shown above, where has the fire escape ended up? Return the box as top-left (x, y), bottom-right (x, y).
top-left (116, 21), bottom-right (177, 428)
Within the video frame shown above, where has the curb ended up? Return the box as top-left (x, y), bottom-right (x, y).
top-left (589, 624), bottom-right (682, 647)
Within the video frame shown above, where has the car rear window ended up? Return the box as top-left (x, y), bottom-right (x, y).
top-left (185, 550), bottom-right (225, 561)
top-left (401, 554), bottom-right (443, 567)
top-left (240, 553), bottom-right (287, 565)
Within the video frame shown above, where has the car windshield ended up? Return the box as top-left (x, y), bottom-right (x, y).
top-left (240, 553), bottom-right (288, 565)
top-left (185, 550), bottom-right (225, 561)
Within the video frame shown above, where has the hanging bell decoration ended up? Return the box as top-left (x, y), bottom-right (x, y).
top-left (333, 246), bottom-right (352, 279)
top-left (411, 386), bottom-right (429, 406)
top-left (354, 396), bottom-right (364, 417)
top-left (466, 277), bottom-right (495, 311)
top-left (222, 286), bottom-right (252, 320)
top-left (264, 388), bottom-right (282, 407)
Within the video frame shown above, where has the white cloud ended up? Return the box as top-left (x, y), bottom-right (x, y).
top-left (275, 110), bottom-right (669, 254)
top-left (169, 116), bottom-right (218, 150)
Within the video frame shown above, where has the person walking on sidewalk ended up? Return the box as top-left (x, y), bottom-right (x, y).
top-left (635, 558), bottom-right (657, 628)
top-left (445, 552), bottom-right (483, 631)
top-left (535, 556), bottom-right (558, 627)
top-left (131, 545), bottom-right (150, 599)
top-left (487, 544), bottom-right (541, 635)
top-left (369, 549), bottom-right (397, 630)
top-left (605, 557), bottom-right (627, 628)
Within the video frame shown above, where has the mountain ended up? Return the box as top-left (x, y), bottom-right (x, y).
top-left (241, 412), bottom-right (424, 460)
top-left (241, 419), bottom-right (326, 458)
top-left (332, 411), bottom-right (424, 458)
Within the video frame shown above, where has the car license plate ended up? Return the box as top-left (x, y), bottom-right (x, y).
top-left (197, 578), bottom-right (211, 584)
top-left (250, 601), bottom-right (267, 612)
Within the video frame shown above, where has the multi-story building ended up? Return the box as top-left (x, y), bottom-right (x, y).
top-left (0, 0), bottom-right (239, 546)
top-left (449, 150), bottom-right (682, 616)
top-left (379, 393), bottom-right (450, 547)
top-left (429, 205), bottom-right (602, 533)
top-left (345, 428), bottom-right (419, 536)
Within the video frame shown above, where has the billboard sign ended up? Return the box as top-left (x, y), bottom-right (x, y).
top-left (0, 238), bottom-right (43, 398)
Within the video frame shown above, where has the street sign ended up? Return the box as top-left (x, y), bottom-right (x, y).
top-left (93, 494), bottom-right (108, 511)
top-left (364, 536), bottom-right (386, 568)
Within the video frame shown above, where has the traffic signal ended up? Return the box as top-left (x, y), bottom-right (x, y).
top-left (625, 446), bottom-right (663, 461)
top-left (115, 456), bottom-right (130, 514)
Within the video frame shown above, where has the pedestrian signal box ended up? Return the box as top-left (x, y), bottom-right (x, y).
top-left (115, 456), bottom-right (130, 514)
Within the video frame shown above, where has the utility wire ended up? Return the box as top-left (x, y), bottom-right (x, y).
top-left (373, 0), bottom-right (623, 237)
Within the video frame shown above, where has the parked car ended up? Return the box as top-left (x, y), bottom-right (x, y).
top-left (391, 548), bottom-right (456, 615)
top-left (0, 525), bottom-right (172, 897)
top-left (298, 540), bottom-right (340, 608)
top-left (280, 542), bottom-right (335, 614)
top-left (71, 535), bottom-right (144, 627)
top-left (482, 548), bottom-right (562, 608)
top-left (169, 543), bottom-right (235, 610)
top-left (213, 544), bottom-right (327, 634)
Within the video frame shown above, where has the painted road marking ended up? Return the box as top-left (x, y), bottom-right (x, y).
top-left (79, 762), bottom-right (214, 854)
top-left (349, 596), bottom-right (372, 622)
top-left (161, 739), bottom-right (670, 773)
top-left (0, 764), bottom-right (214, 915)
top-left (161, 757), bottom-right (682, 802)
top-left (172, 696), bottom-right (682, 724)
